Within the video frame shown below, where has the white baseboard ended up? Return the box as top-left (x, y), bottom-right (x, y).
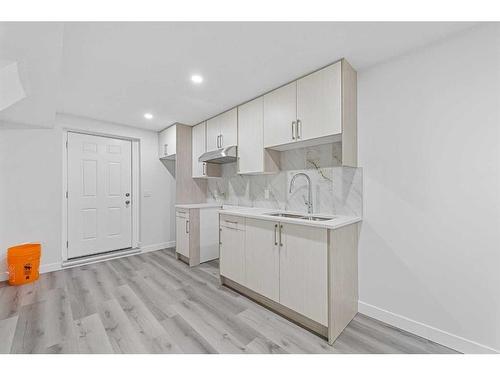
top-left (358, 301), bottom-right (499, 354)
top-left (140, 241), bottom-right (175, 253)
top-left (0, 241), bottom-right (176, 282)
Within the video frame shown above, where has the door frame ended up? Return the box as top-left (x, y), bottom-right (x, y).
top-left (61, 128), bottom-right (141, 262)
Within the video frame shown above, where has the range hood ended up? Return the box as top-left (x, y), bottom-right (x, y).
top-left (198, 146), bottom-right (237, 164)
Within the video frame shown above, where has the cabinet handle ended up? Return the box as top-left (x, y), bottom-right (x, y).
top-left (297, 119), bottom-right (302, 139)
top-left (279, 224), bottom-right (283, 247)
top-left (291, 121), bottom-right (296, 140)
top-left (220, 134), bottom-right (223, 148)
top-left (202, 163), bottom-right (206, 176)
top-left (225, 220), bottom-right (238, 225)
top-left (216, 135), bottom-right (220, 149)
top-left (185, 220), bottom-right (189, 234)
top-left (274, 224), bottom-right (278, 245)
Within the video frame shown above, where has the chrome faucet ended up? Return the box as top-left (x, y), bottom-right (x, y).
top-left (289, 173), bottom-right (313, 215)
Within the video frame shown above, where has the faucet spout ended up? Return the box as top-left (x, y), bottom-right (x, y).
top-left (289, 173), bottom-right (313, 215)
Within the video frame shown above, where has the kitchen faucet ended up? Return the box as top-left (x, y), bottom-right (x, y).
top-left (289, 173), bottom-right (313, 215)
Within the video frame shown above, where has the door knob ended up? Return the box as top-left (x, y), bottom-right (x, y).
top-left (125, 200), bottom-right (130, 205)
top-left (125, 193), bottom-right (130, 197)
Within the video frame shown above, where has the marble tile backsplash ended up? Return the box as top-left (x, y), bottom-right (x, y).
top-left (206, 142), bottom-right (362, 217)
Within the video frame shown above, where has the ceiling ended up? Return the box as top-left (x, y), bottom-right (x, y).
top-left (1, 22), bottom-right (477, 131)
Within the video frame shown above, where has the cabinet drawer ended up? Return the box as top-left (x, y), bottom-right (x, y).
top-left (220, 214), bottom-right (245, 230)
top-left (176, 209), bottom-right (189, 219)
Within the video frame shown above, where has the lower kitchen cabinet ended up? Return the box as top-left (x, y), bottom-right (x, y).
top-left (175, 211), bottom-right (190, 258)
top-left (243, 218), bottom-right (280, 302)
top-left (279, 223), bottom-right (328, 326)
top-left (219, 215), bottom-right (246, 285)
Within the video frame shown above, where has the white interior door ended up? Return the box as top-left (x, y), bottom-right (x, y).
top-left (67, 132), bottom-right (132, 259)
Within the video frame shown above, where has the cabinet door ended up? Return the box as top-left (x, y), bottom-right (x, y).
top-left (279, 223), bottom-right (328, 325)
top-left (158, 128), bottom-right (169, 158)
top-left (192, 122), bottom-right (206, 178)
top-left (220, 221), bottom-right (246, 285)
top-left (166, 125), bottom-right (176, 156)
top-left (206, 116), bottom-right (220, 152)
top-left (218, 108), bottom-right (237, 148)
top-left (263, 81), bottom-right (297, 148)
top-left (176, 215), bottom-right (190, 257)
top-left (244, 218), bottom-right (280, 301)
top-left (238, 97), bottom-right (264, 174)
top-left (297, 62), bottom-right (342, 141)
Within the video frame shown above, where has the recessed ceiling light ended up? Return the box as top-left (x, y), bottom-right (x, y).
top-left (144, 113), bottom-right (153, 120)
top-left (191, 75), bottom-right (203, 84)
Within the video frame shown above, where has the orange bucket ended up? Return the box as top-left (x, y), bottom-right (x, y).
top-left (7, 243), bottom-right (41, 285)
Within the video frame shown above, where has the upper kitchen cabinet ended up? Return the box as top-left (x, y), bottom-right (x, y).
top-left (238, 97), bottom-right (280, 175)
top-left (206, 108), bottom-right (237, 152)
top-left (263, 59), bottom-right (357, 166)
top-left (297, 62), bottom-right (341, 142)
top-left (158, 124), bottom-right (176, 159)
top-left (263, 81), bottom-right (297, 148)
top-left (192, 121), bottom-right (221, 179)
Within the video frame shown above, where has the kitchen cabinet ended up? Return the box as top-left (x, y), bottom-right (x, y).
top-left (192, 122), bottom-right (221, 178)
top-left (263, 81), bottom-right (297, 148)
top-left (244, 218), bottom-right (280, 301)
top-left (297, 62), bottom-right (341, 142)
top-left (158, 124), bottom-right (176, 158)
top-left (176, 206), bottom-right (220, 266)
top-left (219, 214), bottom-right (246, 285)
top-left (262, 60), bottom-right (355, 164)
top-left (238, 97), bottom-right (280, 175)
top-left (279, 223), bottom-right (328, 325)
top-left (192, 122), bottom-right (206, 178)
top-left (175, 210), bottom-right (190, 258)
top-left (206, 108), bottom-right (237, 152)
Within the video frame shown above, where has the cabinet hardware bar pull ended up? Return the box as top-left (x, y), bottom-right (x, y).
top-left (279, 224), bottom-right (283, 247)
top-left (225, 220), bottom-right (238, 225)
top-left (203, 163), bottom-right (206, 175)
top-left (274, 224), bottom-right (278, 245)
top-left (297, 119), bottom-right (302, 139)
top-left (291, 121), bottom-right (296, 140)
top-left (186, 220), bottom-right (189, 234)
top-left (220, 134), bottom-right (223, 148)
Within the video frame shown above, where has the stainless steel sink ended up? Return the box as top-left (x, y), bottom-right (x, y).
top-left (266, 212), bottom-right (306, 219)
top-left (300, 216), bottom-right (333, 222)
top-left (265, 212), bottom-right (334, 222)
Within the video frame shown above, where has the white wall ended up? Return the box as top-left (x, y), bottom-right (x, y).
top-left (358, 24), bottom-right (500, 353)
top-left (0, 113), bottom-right (176, 277)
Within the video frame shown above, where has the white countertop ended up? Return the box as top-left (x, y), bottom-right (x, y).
top-left (218, 205), bottom-right (361, 230)
top-left (175, 203), bottom-right (222, 209)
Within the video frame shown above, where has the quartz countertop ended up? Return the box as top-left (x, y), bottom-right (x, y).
top-left (175, 203), bottom-right (222, 209)
top-left (218, 205), bottom-right (361, 230)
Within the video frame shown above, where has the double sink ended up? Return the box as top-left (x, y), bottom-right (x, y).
top-left (265, 212), bottom-right (333, 222)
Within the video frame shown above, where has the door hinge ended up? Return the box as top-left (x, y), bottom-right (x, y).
top-left (66, 241), bottom-right (69, 248)
top-left (66, 191), bottom-right (68, 199)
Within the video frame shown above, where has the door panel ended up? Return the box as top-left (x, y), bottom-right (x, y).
top-left (244, 218), bottom-right (279, 301)
top-left (176, 215), bottom-right (190, 257)
top-left (220, 224), bottom-right (246, 285)
top-left (218, 108), bottom-right (237, 148)
top-left (68, 132), bottom-right (132, 259)
top-left (297, 62), bottom-right (342, 141)
top-left (279, 223), bottom-right (328, 325)
top-left (192, 122), bottom-right (206, 178)
top-left (238, 97), bottom-right (264, 174)
top-left (263, 81), bottom-right (297, 148)
top-left (206, 117), bottom-right (219, 152)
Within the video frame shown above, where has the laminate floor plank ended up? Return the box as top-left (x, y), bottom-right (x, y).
top-left (0, 248), bottom-right (459, 354)
top-left (75, 313), bottom-right (114, 354)
top-left (0, 315), bottom-right (18, 353)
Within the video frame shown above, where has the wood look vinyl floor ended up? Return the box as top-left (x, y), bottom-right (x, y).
top-left (0, 248), bottom-right (458, 354)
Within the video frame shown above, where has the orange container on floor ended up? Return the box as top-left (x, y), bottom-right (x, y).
top-left (7, 243), bottom-right (41, 285)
